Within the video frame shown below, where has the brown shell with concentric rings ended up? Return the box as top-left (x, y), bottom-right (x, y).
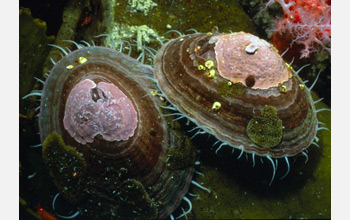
top-left (154, 32), bottom-right (318, 158)
top-left (39, 46), bottom-right (196, 219)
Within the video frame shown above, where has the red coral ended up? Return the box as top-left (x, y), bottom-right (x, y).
top-left (266, 0), bottom-right (331, 59)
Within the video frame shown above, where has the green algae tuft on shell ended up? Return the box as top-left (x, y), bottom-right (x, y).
top-left (246, 105), bottom-right (283, 148)
top-left (42, 132), bottom-right (87, 203)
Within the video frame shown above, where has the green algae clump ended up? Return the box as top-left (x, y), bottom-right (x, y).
top-left (164, 107), bottom-right (196, 170)
top-left (166, 136), bottom-right (196, 170)
top-left (246, 105), bottom-right (283, 148)
top-left (42, 132), bottom-right (87, 203)
top-left (42, 133), bottom-right (159, 219)
top-left (161, 104), bottom-right (196, 170)
top-left (218, 81), bottom-right (246, 96)
top-left (116, 179), bottom-right (158, 219)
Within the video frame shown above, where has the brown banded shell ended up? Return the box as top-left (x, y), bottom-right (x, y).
top-left (39, 46), bottom-right (196, 219)
top-left (154, 32), bottom-right (318, 158)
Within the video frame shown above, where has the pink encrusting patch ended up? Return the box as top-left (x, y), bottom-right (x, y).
top-left (63, 79), bottom-right (138, 144)
top-left (214, 32), bottom-right (291, 89)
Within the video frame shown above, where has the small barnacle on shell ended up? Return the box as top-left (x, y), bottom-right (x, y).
top-left (205, 60), bottom-right (214, 69)
top-left (66, 64), bottom-right (74, 69)
top-left (78, 56), bottom-right (87, 64)
top-left (280, 85), bottom-right (288, 93)
top-left (198, 64), bottom-right (205, 70)
top-left (207, 69), bottom-right (216, 78)
top-left (212, 101), bottom-right (222, 111)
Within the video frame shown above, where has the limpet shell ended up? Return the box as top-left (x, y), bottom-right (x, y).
top-left (154, 32), bottom-right (318, 158)
top-left (39, 46), bottom-right (196, 219)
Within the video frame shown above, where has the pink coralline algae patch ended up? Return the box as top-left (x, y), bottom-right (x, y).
top-left (214, 32), bottom-right (291, 89)
top-left (63, 79), bottom-right (137, 144)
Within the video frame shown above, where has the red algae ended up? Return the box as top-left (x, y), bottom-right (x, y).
top-left (266, 0), bottom-right (331, 59)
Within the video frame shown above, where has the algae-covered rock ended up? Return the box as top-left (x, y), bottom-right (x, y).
top-left (42, 0), bottom-right (86, 74)
top-left (101, 0), bottom-right (257, 64)
top-left (112, 0), bottom-right (257, 34)
top-left (19, 7), bottom-right (54, 113)
top-left (189, 97), bottom-right (330, 219)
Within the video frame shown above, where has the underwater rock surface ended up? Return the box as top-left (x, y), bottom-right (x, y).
top-left (19, 7), bottom-right (54, 114)
top-left (189, 97), bottom-right (330, 219)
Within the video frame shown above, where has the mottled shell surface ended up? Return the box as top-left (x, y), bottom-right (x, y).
top-left (39, 46), bottom-right (195, 219)
top-left (154, 32), bottom-right (318, 158)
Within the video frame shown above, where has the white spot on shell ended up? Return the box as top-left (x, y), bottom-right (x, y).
top-left (245, 42), bottom-right (258, 54)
